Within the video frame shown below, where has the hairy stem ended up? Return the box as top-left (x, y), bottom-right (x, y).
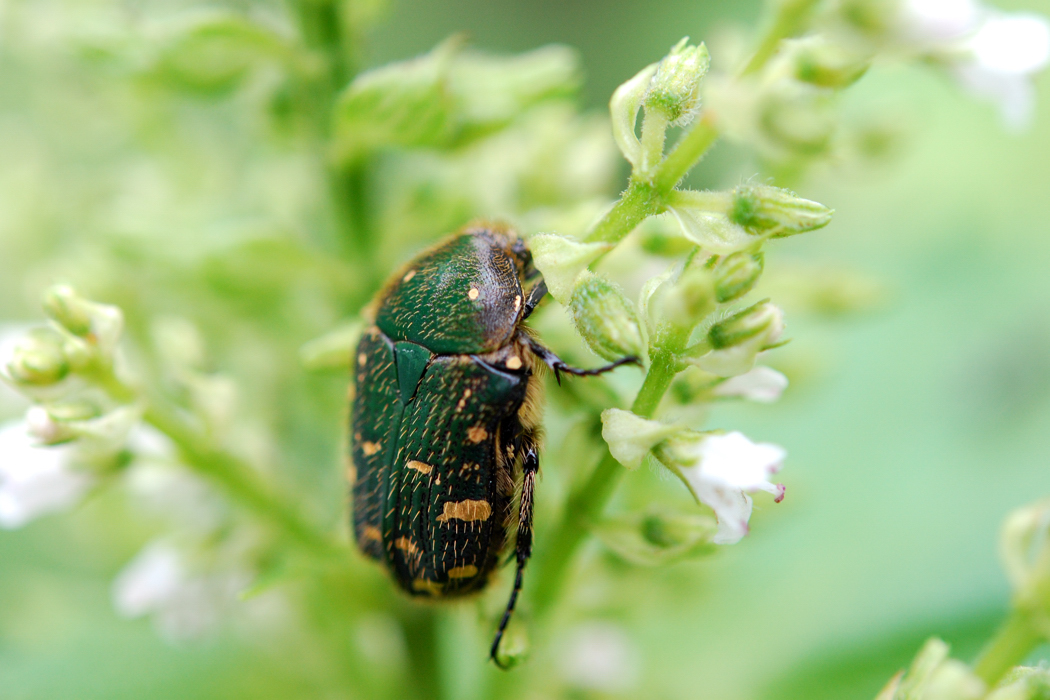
top-left (143, 401), bottom-right (342, 559)
top-left (738, 0), bottom-right (823, 77)
top-left (531, 348), bottom-right (680, 616)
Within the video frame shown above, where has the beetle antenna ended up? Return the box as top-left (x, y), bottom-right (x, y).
top-left (522, 280), bottom-right (548, 320)
top-left (526, 338), bottom-right (640, 379)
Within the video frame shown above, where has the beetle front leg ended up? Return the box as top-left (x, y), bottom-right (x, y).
top-left (521, 280), bottom-right (548, 320)
top-left (525, 336), bottom-right (639, 385)
top-left (490, 431), bottom-right (539, 668)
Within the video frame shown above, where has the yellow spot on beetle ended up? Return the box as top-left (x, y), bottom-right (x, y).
top-left (394, 537), bottom-right (418, 554)
top-left (361, 525), bottom-right (381, 542)
top-left (466, 426), bottom-right (488, 443)
top-left (413, 578), bottom-right (444, 595)
top-left (362, 441), bottom-right (381, 456)
top-left (468, 287), bottom-right (480, 300)
top-left (357, 353), bottom-right (367, 367)
top-left (402, 270), bottom-right (416, 283)
top-left (447, 565), bottom-right (479, 579)
top-left (407, 460), bottom-right (433, 474)
top-left (514, 294), bottom-right (522, 312)
top-left (436, 499), bottom-right (491, 523)
top-left (506, 356), bottom-right (522, 370)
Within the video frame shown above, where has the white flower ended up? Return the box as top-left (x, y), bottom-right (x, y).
top-left (954, 14), bottom-right (1050, 129)
top-left (674, 431), bottom-right (786, 544)
top-left (898, 0), bottom-right (1050, 128)
top-left (113, 540), bottom-right (251, 641)
top-left (713, 365), bottom-right (789, 402)
top-left (0, 420), bottom-right (92, 528)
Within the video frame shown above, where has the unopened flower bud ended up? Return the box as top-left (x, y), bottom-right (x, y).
top-left (691, 302), bottom-right (785, 377)
top-left (26, 406), bottom-right (77, 444)
top-left (714, 251), bottom-right (764, 303)
top-left (669, 208), bottom-right (756, 255)
top-left (709, 301), bottom-right (784, 350)
top-left (644, 38), bottom-right (710, 125)
top-left (791, 37), bottom-right (870, 89)
top-left (656, 267), bottom-right (716, 330)
top-left (729, 185), bottom-right (833, 237)
top-left (5, 329), bottom-right (70, 386)
top-left (569, 273), bottom-right (646, 363)
top-left (529, 233), bottom-right (612, 304)
top-left (601, 409), bottom-right (684, 470)
top-left (43, 285), bottom-right (124, 355)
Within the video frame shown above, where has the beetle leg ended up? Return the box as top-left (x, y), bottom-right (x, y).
top-left (525, 337), bottom-right (639, 386)
top-left (490, 432), bottom-right (539, 669)
top-left (521, 280), bottom-right (548, 320)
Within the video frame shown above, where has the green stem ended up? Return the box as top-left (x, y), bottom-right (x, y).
top-left (973, 608), bottom-right (1045, 687)
top-left (738, 0), bottom-right (823, 77)
top-left (143, 401), bottom-right (342, 559)
top-left (652, 112), bottom-right (719, 194)
top-left (530, 349), bottom-right (680, 616)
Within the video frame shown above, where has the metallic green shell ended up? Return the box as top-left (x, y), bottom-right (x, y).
top-left (351, 325), bottom-right (527, 596)
top-left (374, 231), bottom-right (525, 355)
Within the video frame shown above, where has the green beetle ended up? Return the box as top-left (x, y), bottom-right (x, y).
top-left (349, 224), bottom-right (634, 666)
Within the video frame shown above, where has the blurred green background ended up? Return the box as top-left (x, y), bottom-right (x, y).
top-left (2, 0), bottom-right (1050, 699)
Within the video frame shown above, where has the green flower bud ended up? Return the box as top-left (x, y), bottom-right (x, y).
top-left (593, 510), bottom-right (717, 566)
top-left (758, 81), bottom-right (836, 158)
top-left (668, 207), bottom-right (756, 255)
top-left (790, 37), bottom-right (870, 89)
top-left (656, 267), bottom-right (717, 330)
top-left (715, 251), bottom-right (764, 303)
top-left (709, 300), bottom-right (784, 350)
top-left (644, 38), bottom-right (710, 125)
top-left (530, 233), bottom-right (613, 304)
top-left (42, 285), bottom-right (124, 355)
top-left (691, 301), bottom-right (785, 377)
top-left (729, 185), bottom-right (833, 237)
top-left (155, 12), bottom-right (293, 96)
top-left (5, 329), bottom-right (70, 386)
top-left (601, 409), bottom-right (684, 470)
top-left (569, 272), bottom-right (646, 363)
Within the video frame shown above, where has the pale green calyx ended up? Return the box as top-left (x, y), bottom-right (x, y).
top-left (714, 251), bottom-right (764, 303)
top-left (529, 233), bottom-right (612, 304)
top-left (43, 285), bottom-right (124, 358)
top-left (569, 272), bottom-right (646, 363)
top-left (609, 62), bottom-right (658, 168)
top-left (601, 409), bottom-right (684, 470)
top-left (4, 328), bottom-right (70, 387)
top-left (667, 190), bottom-right (759, 254)
top-left (644, 38), bottom-right (710, 125)
top-left (729, 184), bottom-right (833, 237)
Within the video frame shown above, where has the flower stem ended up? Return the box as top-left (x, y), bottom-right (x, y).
top-left (738, 0), bottom-right (823, 77)
top-left (973, 608), bottom-right (1045, 687)
top-left (530, 348), bottom-right (679, 616)
top-left (143, 401), bottom-right (343, 559)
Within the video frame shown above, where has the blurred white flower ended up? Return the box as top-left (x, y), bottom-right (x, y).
top-left (558, 621), bottom-right (640, 693)
top-left (113, 540), bottom-right (251, 641)
top-left (713, 365), bottom-right (788, 402)
top-left (899, 0), bottom-right (1050, 128)
top-left (0, 420), bottom-right (92, 528)
top-left (672, 431), bottom-right (786, 544)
